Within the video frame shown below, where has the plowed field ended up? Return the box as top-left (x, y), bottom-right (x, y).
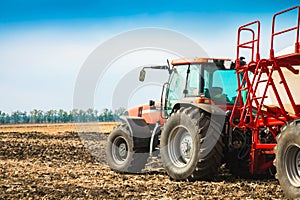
top-left (0, 123), bottom-right (286, 199)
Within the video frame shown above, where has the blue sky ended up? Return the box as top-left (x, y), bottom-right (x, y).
top-left (0, 0), bottom-right (298, 113)
top-left (0, 0), bottom-right (297, 22)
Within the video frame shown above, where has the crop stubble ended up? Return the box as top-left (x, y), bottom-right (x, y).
top-left (0, 123), bottom-right (286, 199)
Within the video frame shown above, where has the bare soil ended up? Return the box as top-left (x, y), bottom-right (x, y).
top-left (0, 123), bottom-right (286, 199)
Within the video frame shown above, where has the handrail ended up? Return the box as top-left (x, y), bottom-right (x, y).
top-left (270, 6), bottom-right (300, 59)
top-left (236, 20), bottom-right (261, 64)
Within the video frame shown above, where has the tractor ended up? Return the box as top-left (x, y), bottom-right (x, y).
top-left (106, 6), bottom-right (300, 199)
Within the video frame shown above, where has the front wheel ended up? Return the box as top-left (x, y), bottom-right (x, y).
top-left (160, 107), bottom-right (224, 180)
top-left (106, 124), bottom-right (148, 173)
top-left (275, 119), bottom-right (300, 199)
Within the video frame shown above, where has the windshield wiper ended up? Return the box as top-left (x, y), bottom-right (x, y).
top-left (183, 64), bottom-right (191, 96)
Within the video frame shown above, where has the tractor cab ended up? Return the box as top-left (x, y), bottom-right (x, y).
top-left (133, 57), bottom-right (238, 123)
top-left (164, 58), bottom-right (237, 114)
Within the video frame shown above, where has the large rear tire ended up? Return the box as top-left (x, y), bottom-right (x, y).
top-left (106, 124), bottom-right (148, 173)
top-left (160, 107), bottom-right (224, 180)
top-left (275, 119), bottom-right (300, 199)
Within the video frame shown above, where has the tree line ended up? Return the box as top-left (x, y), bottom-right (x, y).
top-left (0, 108), bottom-right (126, 124)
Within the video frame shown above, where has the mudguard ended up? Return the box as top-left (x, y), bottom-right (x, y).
top-left (171, 102), bottom-right (226, 128)
top-left (172, 102), bottom-right (226, 116)
top-left (121, 116), bottom-right (152, 150)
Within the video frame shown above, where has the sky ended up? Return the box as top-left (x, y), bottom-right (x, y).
top-left (0, 0), bottom-right (299, 113)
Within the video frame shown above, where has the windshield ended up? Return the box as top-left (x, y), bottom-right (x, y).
top-left (166, 64), bottom-right (237, 109)
top-left (167, 64), bottom-right (200, 101)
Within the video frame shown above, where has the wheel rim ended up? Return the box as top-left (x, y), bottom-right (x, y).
top-left (285, 143), bottom-right (300, 187)
top-left (168, 125), bottom-right (193, 167)
top-left (112, 136), bottom-right (128, 165)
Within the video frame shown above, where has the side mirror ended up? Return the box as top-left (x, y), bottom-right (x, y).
top-left (139, 69), bottom-right (146, 82)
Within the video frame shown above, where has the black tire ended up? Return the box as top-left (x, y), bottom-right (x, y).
top-left (274, 119), bottom-right (300, 199)
top-left (160, 107), bottom-right (224, 180)
top-left (106, 124), bottom-right (148, 173)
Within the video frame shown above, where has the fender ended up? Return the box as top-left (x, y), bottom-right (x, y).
top-left (171, 102), bottom-right (226, 129)
top-left (121, 116), bottom-right (152, 150)
top-left (172, 102), bottom-right (226, 116)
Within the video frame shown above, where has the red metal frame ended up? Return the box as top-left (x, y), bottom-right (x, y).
top-left (236, 20), bottom-right (261, 63)
top-left (231, 6), bottom-right (300, 174)
top-left (270, 6), bottom-right (300, 59)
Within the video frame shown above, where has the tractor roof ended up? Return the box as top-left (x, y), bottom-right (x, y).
top-left (171, 57), bottom-right (231, 66)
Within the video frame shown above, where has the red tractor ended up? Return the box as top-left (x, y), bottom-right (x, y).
top-left (106, 6), bottom-right (300, 199)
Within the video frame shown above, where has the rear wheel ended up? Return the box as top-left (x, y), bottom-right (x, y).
top-left (106, 124), bottom-right (148, 173)
top-left (275, 119), bottom-right (300, 199)
top-left (160, 107), bottom-right (224, 180)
